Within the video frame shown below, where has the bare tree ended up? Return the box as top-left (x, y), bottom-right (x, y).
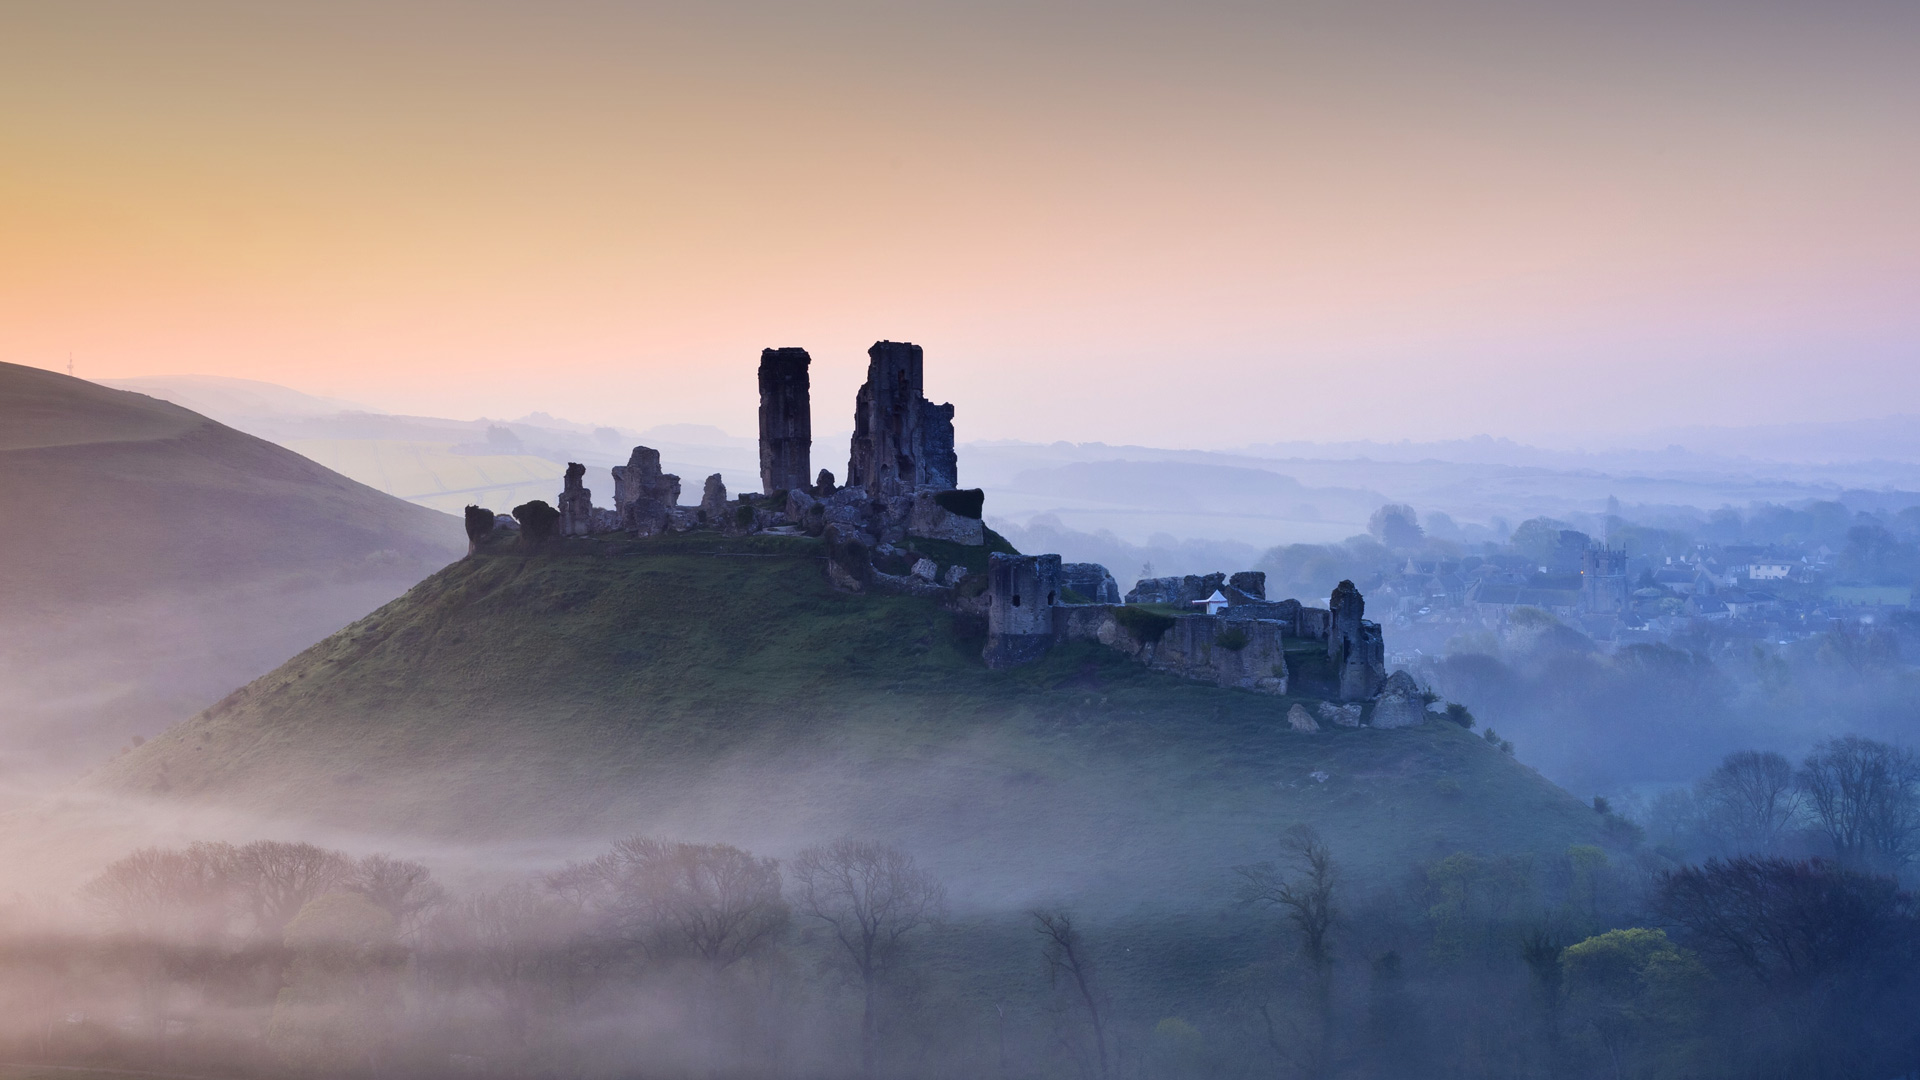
top-left (1032, 910), bottom-right (1109, 1080)
top-left (231, 840), bottom-right (352, 938)
top-left (347, 854), bottom-right (447, 939)
top-left (551, 837), bottom-right (788, 970)
top-left (1236, 824), bottom-right (1338, 1077)
top-left (1797, 737), bottom-right (1920, 872)
top-left (81, 841), bottom-right (238, 941)
top-left (1697, 750), bottom-right (1802, 855)
top-left (791, 839), bottom-right (946, 1076)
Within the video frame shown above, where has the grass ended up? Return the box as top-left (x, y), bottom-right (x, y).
top-left (98, 535), bottom-right (1605, 904)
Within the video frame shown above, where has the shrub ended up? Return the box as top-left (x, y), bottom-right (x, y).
top-left (512, 500), bottom-right (561, 544)
top-left (464, 505), bottom-right (496, 544)
top-left (1214, 626), bottom-right (1250, 651)
top-left (1444, 702), bottom-right (1476, 729)
top-left (933, 488), bottom-right (986, 519)
top-left (735, 504), bottom-right (754, 527)
top-left (1112, 606), bottom-right (1175, 644)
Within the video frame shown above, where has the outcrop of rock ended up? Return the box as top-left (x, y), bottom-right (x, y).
top-left (611, 446), bottom-right (681, 537)
top-left (757, 347), bottom-right (812, 496)
top-left (1369, 670), bottom-right (1429, 729)
top-left (1060, 563), bottom-right (1121, 604)
top-left (558, 462), bottom-right (595, 538)
top-left (846, 341), bottom-right (958, 495)
top-left (1287, 704), bottom-right (1320, 732)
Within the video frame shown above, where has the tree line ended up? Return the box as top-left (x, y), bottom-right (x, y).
top-left (3, 737), bottom-right (1918, 1080)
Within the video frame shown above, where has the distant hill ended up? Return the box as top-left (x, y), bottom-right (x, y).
top-left (93, 534), bottom-right (1604, 906)
top-left (0, 362), bottom-right (463, 774)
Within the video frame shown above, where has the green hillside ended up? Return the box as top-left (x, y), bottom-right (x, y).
top-left (96, 533), bottom-right (1603, 905)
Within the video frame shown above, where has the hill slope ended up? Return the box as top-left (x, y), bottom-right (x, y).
top-left (96, 535), bottom-right (1603, 906)
top-left (0, 362), bottom-right (464, 772)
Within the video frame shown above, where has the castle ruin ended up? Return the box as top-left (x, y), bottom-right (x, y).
top-left (757, 347), bottom-right (812, 496)
top-left (471, 339), bottom-right (1406, 723)
top-left (846, 341), bottom-right (958, 495)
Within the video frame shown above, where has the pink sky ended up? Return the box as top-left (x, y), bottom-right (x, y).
top-left (3, 1), bottom-right (1917, 447)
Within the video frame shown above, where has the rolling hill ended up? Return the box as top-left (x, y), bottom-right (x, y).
top-left (0, 362), bottom-right (464, 775)
top-left (93, 532), bottom-right (1606, 908)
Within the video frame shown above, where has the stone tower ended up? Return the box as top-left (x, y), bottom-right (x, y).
top-left (984, 552), bottom-right (1062, 669)
top-left (846, 341), bottom-right (958, 495)
top-left (1580, 545), bottom-right (1630, 614)
top-left (757, 347), bottom-right (812, 495)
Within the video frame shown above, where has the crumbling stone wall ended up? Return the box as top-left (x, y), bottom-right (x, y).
top-left (611, 446), bottom-right (681, 537)
top-left (1125, 573), bottom-right (1227, 606)
top-left (1060, 563), bottom-right (1121, 604)
top-left (558, 462), bottom-right (595, 538)
top-left (1328, 579), bottom-right (1386, 700)
top-left (757, 347), bottom-right (812, 496)
top-left (698, 473), bottom-right (728, 526)
top-left (1052, 607), bottom-right (1288, 695)
top-left (846, 341), bottom-right (958, 494)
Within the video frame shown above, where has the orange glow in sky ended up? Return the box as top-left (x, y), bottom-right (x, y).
top-left (3, 1), bottom-right (1917, 445)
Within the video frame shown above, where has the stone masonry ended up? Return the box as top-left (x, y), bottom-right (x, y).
top-left (846, 341), bottom-right (958, 495)
top-left (558, 462), bottom-right (594, 538)
top-left (757, 347), bottom-right (812, 496)
top-left (611, 446), bottom-right (681, 537)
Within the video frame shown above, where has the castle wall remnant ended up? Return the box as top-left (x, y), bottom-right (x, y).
top-left (558, 462), bottom-right (594, 538)
top-left (698, 473), bottom-right (728, 526)
top-left (847, 341), bottom-right (958, 495)
top-left (984, 553), bottom-right (1061, 669)
top-left (1328, 579), bottom-right (1386, 700)
top-left (1060, 563), bottom-right (1121, 604)
top-left (757, 347), bottom-right (812, 496)
top-left (612, 446), bottom-right (681, 537)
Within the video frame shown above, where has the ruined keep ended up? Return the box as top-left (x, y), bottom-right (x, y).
top-left (846, 341), bottom-right (958, 495)
top-left (757, 347), bottom-right (812, 496)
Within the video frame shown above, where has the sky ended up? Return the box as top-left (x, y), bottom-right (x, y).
top-left (3, 0), bottom-right (1917, 449)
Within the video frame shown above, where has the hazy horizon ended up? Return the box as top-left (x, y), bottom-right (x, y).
top-left (6, 0), bottom-right (1917, 448)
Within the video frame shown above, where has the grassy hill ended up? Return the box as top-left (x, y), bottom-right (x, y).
top-left (0, 362), bottom-right (464, 773)
top-left (95, 532), bottom-right (1604, 907)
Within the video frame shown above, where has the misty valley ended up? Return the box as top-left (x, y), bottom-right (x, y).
top-left (5, 349), bottom-right (1920, 1080)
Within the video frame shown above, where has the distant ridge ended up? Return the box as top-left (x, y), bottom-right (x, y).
top-left (0, 362), bottom-right (463, 770)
